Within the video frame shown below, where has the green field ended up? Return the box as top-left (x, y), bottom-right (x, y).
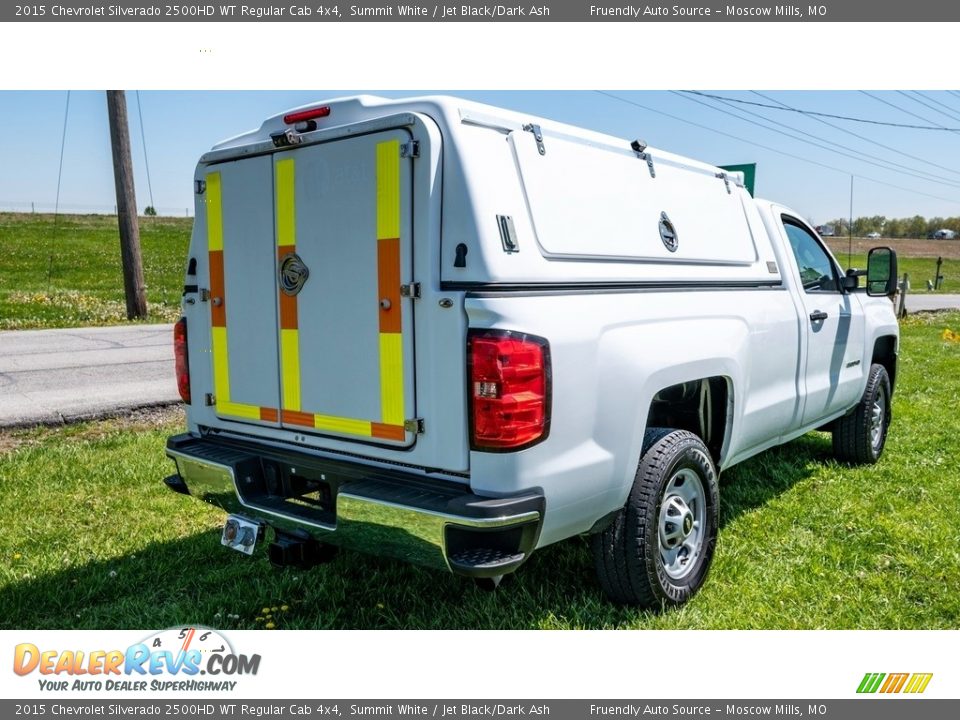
top-left (0, 213), bottom-right (189, 329)
top-left (834, 252), bottom-right (959, 295)
top-left (1, 313), bottom-right (959, 630)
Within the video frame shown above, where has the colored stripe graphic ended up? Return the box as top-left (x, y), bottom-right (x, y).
top-left (856, 673), bottom-right (885, 694)
top-left (880, 673), bottom-right (907, 693)
top-left (904, 673), bottom-right (934, 694)
top-left (271, 141), bottom-right (408, 442)
top-left (857, 672), bottom-right (932, 694)
top-left (206, 171), bottom-right (277, 423)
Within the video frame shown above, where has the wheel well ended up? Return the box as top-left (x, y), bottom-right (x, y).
top-left (646, 377), bottom-right (729, 467)
top-left (872, 336), bottom-right (898, 391)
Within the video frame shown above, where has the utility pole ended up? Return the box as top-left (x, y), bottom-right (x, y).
top-left (106, 90), bottom-right (147, 319)
top-left (848, 175), bottom-right (854, 269)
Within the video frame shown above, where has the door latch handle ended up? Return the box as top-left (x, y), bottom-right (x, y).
top-left (809, 310), bottom-right (828, 322)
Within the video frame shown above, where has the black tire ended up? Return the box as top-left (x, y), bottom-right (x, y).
top-left (832, 363), bottom-right (892, 465)
top-left (591, 427), bottom-right (719, 608)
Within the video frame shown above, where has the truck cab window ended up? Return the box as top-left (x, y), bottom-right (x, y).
top-left (782, 219), bottom-right (840, 293)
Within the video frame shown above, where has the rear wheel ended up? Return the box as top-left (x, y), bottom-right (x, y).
top-left (591, 428), bottom-right (719, 607)
top-left (832, 363), bottom-right (892, 465)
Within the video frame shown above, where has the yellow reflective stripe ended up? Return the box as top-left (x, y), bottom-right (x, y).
top-left (915, 674), bottom-right (933, 693)
top-left (206, 172), bottom-right (223, 251)
top-left (218, 401), bottom-right (263, 420)
top-left (376, 140), bottom-right (400, 240)
top-left (276, 157), bottom-right (300, 415)
top-left (276, 158), bottom-right (296, 248)
top-left (281, 328), bottom-right (301, 411)
top-left (377, 140), bottom-right (404, 430)
top-left (379, 333), bottom-right (404, 425)
top-left (313, 414), bottom-right (373, 436)
top-left (211, 323), bottom-right (231, 407)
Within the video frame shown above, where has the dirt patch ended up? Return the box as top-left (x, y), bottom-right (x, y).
top-left (826, 237), bottom-right (960, 259)
top-left (69, 404), bottom-right (186, 441)
top-left (0, 434), bottom-right (20, 455)
top-left (0, 404), bottom-right (184, 455)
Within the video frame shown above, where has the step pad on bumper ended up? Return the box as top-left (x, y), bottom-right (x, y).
top-left (448, 548), bottom-right (526, 573)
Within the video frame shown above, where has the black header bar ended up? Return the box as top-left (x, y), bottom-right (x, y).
top-left (4, 1), bottom-right (959, 22)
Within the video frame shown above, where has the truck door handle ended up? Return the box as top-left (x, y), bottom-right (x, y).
top-left (809, 310), bottom-right (828, 322)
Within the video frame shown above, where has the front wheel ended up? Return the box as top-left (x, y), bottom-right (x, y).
top-left (832, 363), bottom-right (892, 465)
top-left (591, 428), bottom-right (719, 607)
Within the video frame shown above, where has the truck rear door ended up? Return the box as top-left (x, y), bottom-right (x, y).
top-left (203, 128), bottom-right (418, 447)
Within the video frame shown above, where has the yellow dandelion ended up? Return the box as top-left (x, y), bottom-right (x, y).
top-left (281, 605), bottom-right (289, 611)
top-left (265, 622), bottom-right (275, 629)
top-left (261, 607), bottom-right (270, 614)
top-left (271, 606), bottom-right (279, 612)
top-left (255, 617), bottom-right (264, 623)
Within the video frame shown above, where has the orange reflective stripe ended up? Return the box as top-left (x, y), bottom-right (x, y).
top-left (377, 237), bottom-right (401, 333)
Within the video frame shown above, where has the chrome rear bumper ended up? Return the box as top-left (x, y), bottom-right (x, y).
top-left (165, 434), bottom-right (543, 577)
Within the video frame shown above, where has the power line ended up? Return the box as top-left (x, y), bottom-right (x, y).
top-left (896, 90), bottom-right (960, 124)
top-left (54, 91), bottom-right (71, 219)
top-left (593, 91), bottom-right (960, 207)
top-left (859, 91), bottom-right (959, 132)
top-left (50, 90), bottom-right (72, 291)
top-left (135, 90), bottom-right (155, 210)
top-left (914, 91), bottom-right (960, 120)
top-left (680, 90), bottom-right (960, 131)
top-left (751, 91), bottom-right (960, 181)
top-left (671, 91), bottom-right (960, 190)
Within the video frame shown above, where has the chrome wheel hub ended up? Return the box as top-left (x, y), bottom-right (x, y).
top-left (658, 468), bottom-right (706, 580)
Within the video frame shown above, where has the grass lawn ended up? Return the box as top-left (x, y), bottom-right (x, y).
top-left (1, 313), bottom-right (959, 630)
top-left (0, 213), bottom-right (189, 329)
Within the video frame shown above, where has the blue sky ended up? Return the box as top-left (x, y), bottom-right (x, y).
top-left (2, 90), bottom-right (960, 224)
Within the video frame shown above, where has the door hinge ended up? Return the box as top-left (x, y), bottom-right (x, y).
top-left (204, 393), bottom-right (216, 406)
top-left (200, 288), bottom-right (210, 302)
top-left (716, 172), bottom-right (732, 194)
top-left (400, 282), bottom-right (421, 299)
top-left (404, 418), bottom-right (425, 434)
top-left (195, 180), bottom-right (206, 195)
top-left (400, 140), bottom-right (420, 159)
top-left (631, 139), bottom-right (656, 178)
top-left (522, 123), bottom-right (546, 155)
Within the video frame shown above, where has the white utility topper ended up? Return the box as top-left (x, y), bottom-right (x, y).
top-left (164, 95), bottom-right (899, 606)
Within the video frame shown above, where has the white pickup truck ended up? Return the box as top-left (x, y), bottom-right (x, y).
top-left (164, 95), bottom-right (900, 607)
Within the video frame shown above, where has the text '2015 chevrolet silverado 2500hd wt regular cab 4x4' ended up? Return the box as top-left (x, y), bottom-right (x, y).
top-left (163, 95), bottom-right (900, 607)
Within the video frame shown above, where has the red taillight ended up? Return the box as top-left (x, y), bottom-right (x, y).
top-left (468, 330), bottom-right (550, 451)
top-left (283, 106), bottom-right (331, 124)
top-left (174, 317), bottom-right (191, 404)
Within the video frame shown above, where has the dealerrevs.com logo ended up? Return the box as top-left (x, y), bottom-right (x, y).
top-left (13, 627), bottom-right (260, 692)
top-left (857, 672), bottom-right (933, 694)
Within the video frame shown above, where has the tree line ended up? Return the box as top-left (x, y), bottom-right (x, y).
top-left (820, 215), bottom-right (960, 238)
